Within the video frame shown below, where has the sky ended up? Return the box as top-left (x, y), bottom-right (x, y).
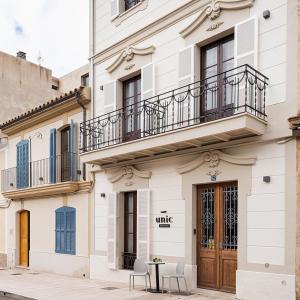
top-left (0, 0), bottom-right (89, 77)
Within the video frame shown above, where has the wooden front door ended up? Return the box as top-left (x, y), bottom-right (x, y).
top-left (197, 182), bottom-right (238, 293)
top-left (19, 210), bottom-right (30, 267)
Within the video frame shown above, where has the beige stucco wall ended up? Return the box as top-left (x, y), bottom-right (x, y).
top-left (0, 51), bottom-right (60, 124)
top-left (59, 64), bottom-right (89, 93)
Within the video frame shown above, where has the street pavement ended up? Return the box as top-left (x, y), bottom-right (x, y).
top-left (0, 269), bottom-right (236, 300)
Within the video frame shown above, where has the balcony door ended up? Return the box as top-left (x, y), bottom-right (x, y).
top-left (201, 35), bottom-right (234, 121)
top-left (197, 182), bottom-right (238, 293)
top-left (61, 126), bottom-right (71, 182)
top-left (123, 75), bottom-right (141, 141)
top-left (16, 140), bottom-right (29, 189)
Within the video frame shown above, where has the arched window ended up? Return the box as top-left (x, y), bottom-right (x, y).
top-left (55, 206), bottom-right (76, 255)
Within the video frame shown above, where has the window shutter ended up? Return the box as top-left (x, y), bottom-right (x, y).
top-left (50, 129), bottom-right (57, 183)
top-left (107, 192), bottom-right (118, 269)
top-left (141, 63), bottom-right (155, 101)
top-left (16, 140), bottom-right (29, 188)
top-left (66, 208), bottom-right (76, 255)
top-left (178, 45), bottom-right (200, 126)
top-left (137, 189), bottom-right (150, 262)
top-left (103, 81), bottom-right (117, 113)
top-left (55, 209), bottom-right (65, 253)
top-left (55, 207), bottom-right (75, 255)
top-left (234, 17), bottom-right (258, 68)
top-left (110, 0), bottom-right (120, 19)
top-left (69, 120), bottom-right (77, 181)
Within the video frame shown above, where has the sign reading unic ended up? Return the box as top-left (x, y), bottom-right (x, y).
top-left (156, 212), bottom-right (173, 228)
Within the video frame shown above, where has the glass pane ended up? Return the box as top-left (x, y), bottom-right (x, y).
top-left (204, 67), bottom-right (218, 110)
top-left (204, 46), bottom-right (218, 67)
top-left (222, 40), bottom-right (234, 62)
top-left (223, 59), bottom-right (234, 73)
top-left (201, 188), bottom-right (215, 249)
top-left (127, 234), bottom-right (133, 253)
top-left (127, 194), bottom-right (134, 213)
top-left (223, 185), bottom-right (238, 250)
top-left (128, 215), bottom-right (133, 233)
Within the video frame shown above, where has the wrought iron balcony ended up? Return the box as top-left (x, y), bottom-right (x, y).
top-left (80, 65), bottom-right (268, 154)
top-left (1, 152), bottom-right (79, 193)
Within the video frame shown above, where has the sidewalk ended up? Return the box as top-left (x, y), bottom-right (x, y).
top-left (0, 269), bottom-right (236, 300)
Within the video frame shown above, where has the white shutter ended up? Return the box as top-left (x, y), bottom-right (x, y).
top-left (141, 63), bottom-right (155, 100)
top-left (234, 17), bottom-right (258, 68)
top-left (110, 0), bottom-right (120, 19)
top-left (103, 81), bottom-right (117, 114)
top-left (137, 189), bottom-right (150, 262)
top-left (234, 17), bottom-right (258, 114)
top-left (141, 63), bottom-right (155, 136)
top-left (177, 45), bottom-right (200, 126)
top-left (107, 192), bottom-right (118, 269)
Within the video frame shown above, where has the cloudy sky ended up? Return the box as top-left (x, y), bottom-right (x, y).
top-left (0, 0), bottom-right (89, 77)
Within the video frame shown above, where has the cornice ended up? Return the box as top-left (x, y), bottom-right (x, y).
top-left (2, 181), bottom-right (93, 200)
top-left (106, 45), bottom-right (155, 73)
top-left (108, 165), bottom-right (152, 183)
top-left (177, 150), bottom-right (256, 174)
top-left (180, 0), bottom-right (255, 38)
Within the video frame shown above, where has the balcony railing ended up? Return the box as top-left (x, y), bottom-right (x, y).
top-left (123, 252), bottom-right (136, 270)
top-left (80, 65), bottom-right (268, 153)
top-left (1, 152), bottom-right (79, 192)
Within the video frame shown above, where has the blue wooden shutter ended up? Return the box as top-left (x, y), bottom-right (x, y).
top-left (50, 129), bottom-right (57, 183)
top-left (55, 207), bottom-right (76, 255)
top-left (65, 207), bottom-right (76, 254)
top-left (16, 140), bottom-right (29, 188)
top-left (55, 209), bottom-right (65, 253)
top-left (69, 120), bottom-right (76, 181)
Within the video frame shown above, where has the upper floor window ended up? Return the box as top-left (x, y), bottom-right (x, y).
top-left (81, 73), bottom-right (89, 87)
top-left (55, 206), bottom-right (76, 255)
top-left (124, 0), bottom-right (141, 11)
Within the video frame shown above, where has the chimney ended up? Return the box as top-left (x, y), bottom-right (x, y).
top-left (16, 51), bottom-right (26, 60)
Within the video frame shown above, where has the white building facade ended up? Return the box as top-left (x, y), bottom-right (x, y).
top-left (82, 0), bottom-right (298, 299)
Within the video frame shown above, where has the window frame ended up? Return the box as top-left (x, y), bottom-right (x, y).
top-left (55, 206), bottom-right (76, 255)
top-left (123, 191), bottom-right (137, 270)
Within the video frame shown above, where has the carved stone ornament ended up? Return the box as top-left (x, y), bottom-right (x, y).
top-left (207, 21), bottom-right (224, 31)
top-left (108, 166), bottom-right (152, 183)
top-left (177, 150), bottom-right (256, 174)
top-left (180, 0), bottom-right (255, 38)
top-left (106, 45), bottom-right (156, 73)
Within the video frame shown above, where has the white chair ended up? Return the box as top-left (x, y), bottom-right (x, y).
top-left (161, 262), bottom-right (188, 294)
top-left (129, 258), bottom-right (151, 291)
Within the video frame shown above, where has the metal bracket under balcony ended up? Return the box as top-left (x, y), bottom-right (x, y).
top-left (80, 65), bottom-right (268, 166)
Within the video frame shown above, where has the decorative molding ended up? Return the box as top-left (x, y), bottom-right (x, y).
top-left (177, 150), bottom-right (256, 174)
top-left (207, 21), bottom-right (224, 31)
top-left (0, 199), bottom-right (11, 208)
top-left (108, 166), bottom-right (152, 183)
top-left (112, 0), bottom-right (149, 26)
top-left (106, 45), bottom-right (155, 73)
top-left (180, 0), bottom-right (255, 38)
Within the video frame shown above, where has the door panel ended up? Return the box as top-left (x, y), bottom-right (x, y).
top-left (20, 211), bottom-right (29, 267)
top-left (197, 182), bottom-right (237, 293)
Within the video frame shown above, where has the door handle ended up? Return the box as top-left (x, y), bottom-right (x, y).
top-left (219, 242), bottom-right (223, 250)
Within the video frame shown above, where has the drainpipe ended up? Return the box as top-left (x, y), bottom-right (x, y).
top-left (75, 90), bottom-right (86, 181)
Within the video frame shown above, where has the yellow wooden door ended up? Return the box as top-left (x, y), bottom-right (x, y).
top-left (19, 211), bottom-right (29, 266)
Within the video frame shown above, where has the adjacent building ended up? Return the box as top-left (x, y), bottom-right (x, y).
top-left (79, 0), bottom-right (298, 299)
top-left (0, 51), bottom-right (90, 274)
